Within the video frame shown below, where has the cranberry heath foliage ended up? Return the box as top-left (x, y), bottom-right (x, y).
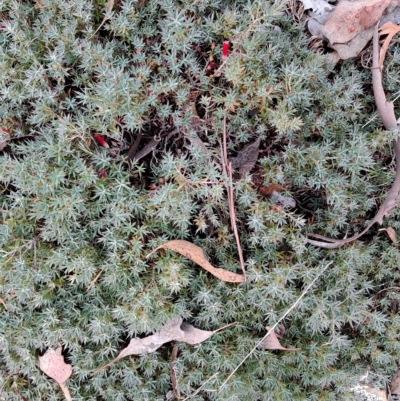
top-left (1, 0), bottom-right (400, 400)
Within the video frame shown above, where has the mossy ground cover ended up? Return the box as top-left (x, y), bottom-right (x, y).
top-left (1, 1), bottom-right (400, 400)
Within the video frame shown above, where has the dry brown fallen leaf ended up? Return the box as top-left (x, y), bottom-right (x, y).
top-left (379, 21), bottom-right (400, 67)
top-left (258, 183), bottom-right (286, 197)
top-left (379, 227), bottom-right (398, 243)
top-left (92, 317), bottom-right (235, 373)
top-left (331, 25), bottom-right (375, 60)
top-left (148, 240), bottom-right (245, 283)
top-left (39, 347), bottom-right (72, 401)
top-left (229, 137), bottom-right (260, 178)
top-left (322, 0), bottom-right (391, 45)
top-left (260, 326), bottom-right (300, 351)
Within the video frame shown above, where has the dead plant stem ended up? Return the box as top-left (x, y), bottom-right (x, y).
top-left (222, 115), bottom-right (246, 278)
top-left (219, 261), bottom-right (333, 391)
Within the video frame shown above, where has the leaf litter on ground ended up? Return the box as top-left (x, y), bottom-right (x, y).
top-left (307, 23), bottom-right (400, 247)
top-left (378, 21), bottom-right (400, 67)
top-left (229, 137), bottom-right (260, 178)
top-left (379, 227), bottom-right (398, 243)
top-left (39, 347), bottom-right (73, 401)
top-left (302, 0), bottom-right (400, 60)
top-left (92, 317), bottom-right (235, 373)
top-left (260, 326), bottom-right (300, 351)
top-left (321, 0), bottom-right (391, 45)
top-left (147, 240), bottom-right (245, 283)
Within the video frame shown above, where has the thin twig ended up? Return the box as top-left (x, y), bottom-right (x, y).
top-left (213, 321), bottom-right (237, 334)
top-left (227, 163), bottom-right (246, 277)
top-left (170, 345), bottom-right (182, 400)
top-left (13, 387), bottom-right (29, 401)
top-left (127, 132), bottom-right (142, 162)
top-left (87, 269), bottom-right (104, 292)
top-left (182, 372), bottom-right (219, 401)
top-left (0, 297), bottom-right (7, 310)
top-left (131, 128), bottom-right (179, 162)
top-left (219, 261), bottom-right (333, 390)
top-left (221, 115), bottom-right (246, 278)
top-left (373, 286), bottom-right (400, 301)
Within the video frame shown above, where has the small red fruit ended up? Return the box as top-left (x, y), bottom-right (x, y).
top-left (94, 134), bottom-right (109, 148)
top-left (222, 41), bottom-right (229, 60)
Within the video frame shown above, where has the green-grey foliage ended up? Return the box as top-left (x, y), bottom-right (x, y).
top-left (1, 0), bottom-right (400, 400)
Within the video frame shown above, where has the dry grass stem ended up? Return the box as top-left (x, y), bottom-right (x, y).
top-left (222, 115), bottom-right (246, 278)
top-left (219, 261), bottom-right (333, 391)
top-left (0, 297), bottom-right (7, 310)
top-left (170, 345), bottom-right (182, 400)
top-left (182, 372), bottom-right (219, 401)
top-left (87, 269), bottom-right (104, 292)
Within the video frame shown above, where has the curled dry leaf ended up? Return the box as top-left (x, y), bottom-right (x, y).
top-left (229, 137), bottom-right (260, 178)
top-left (379, 227), bottom-right (398, 243)
top-left (93, 317), bottom-right (235, 373)
top-left (379, 21), bottom-right (400, 67)
top-left (39, 347), bottom-right (72, 401)
top-left (321, 0), bottom-right (391, 45)
top-left (149, 240), bottom-right (245, 283)
top-left (180, 321), bottom-right (214, 345)
top-left (260, 326), bottom-right (300, 351)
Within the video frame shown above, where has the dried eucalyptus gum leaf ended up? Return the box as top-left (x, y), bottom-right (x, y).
top-left (118, 317), bottom-right (185, 359)
top-left (180, 322), bottom-right (214, 345)
top-left (93, 318), bottom-right (233, 373)
top-left (187, 132), bottom-right (208, 152)
top-left (39, 347), bottom-right (72, 385)
top-left (321, 0), bottom-right (391, 44)
top-left (380, 227), bottom-right (398, 243)
top-left (260, 326), bottom-right (300, 351)
top-left (151, 240), bottom-right (245, 283)
top-left (229, 137), bottom-right (260, 177)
